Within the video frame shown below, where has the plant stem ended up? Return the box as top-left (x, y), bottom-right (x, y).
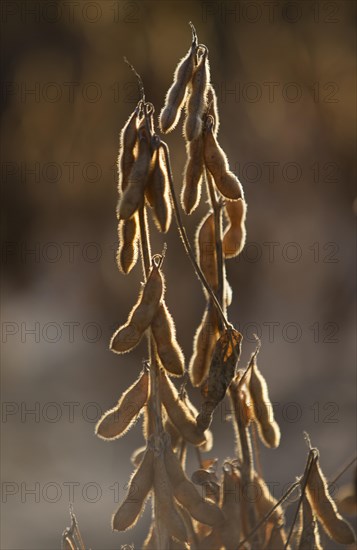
top-left (205, 168), bottom-right (225, 319)
top-left (160, 141), bottom-right (230, 330)
top-left (138, 206), bottom-right (163, 436)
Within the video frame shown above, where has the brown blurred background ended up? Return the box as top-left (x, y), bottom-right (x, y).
top-left (1, 0), bottom-right (356, 548)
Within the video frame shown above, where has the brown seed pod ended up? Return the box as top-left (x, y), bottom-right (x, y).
top-left (118, 127), bottom-right (153, 220)
top-left (337, 483), bottom-right (357, 516)
top-left (220, 465), bottom-right (241, 549)
top-left (249, 349), bottom-right (281, 448)
top-left (191, 469), bottom-right (220, 504)
top-left (181, 136), bottom-right (204, 215)
top-left (223, 198), bottom-right (247, 259)
top-left (110, 261), bottom-right (163, 354)
top-left (112, 447), bottom-right (154, 531)
top-left (117, 215), bottom-right (139, 274)
top-left (196, 212), bottom-right (219, 291)
top-left (151, 301), bottom-right (185, 377)
top-left (184, 48), bottom-right (210, 142)
top-left (189, 300), bottom-right (220, 387)
top-left (117, 103), bottom-right (140, 196)
top-left (196, 327), bottom-right (242, 432)
top-left (145, 146), bottom-right (172, 233)
top-left (159, 31), bottom-right (197, 134)
top-left (183, 395), bottom-right (214, 452)
top-left (298, 494), bottom-right (323, 550)
top-left (131, 446), bottom-right (146, 468)
top-left (95, 369), bottom-right (149, 440)
top-left (203, 116), bottom-right (243, 200)
top-left (159, 370), bottom-right (206, 446)
top-left (265, 525), bottom-right (289, 550)
top-left (169, 539), bottom-right (190, 550)
top-left (154, 456), bottom-right (188, 542)
top-left (207, 84), bottom-right (220, 137)
top-left (306, 454), bottom-right (356, 544)
top-left (142, 522), bottom-right (156, 550)
top-left (164, 438), bottom-right (224, 527)
top-left (252, 472), bottom-right (284, 526)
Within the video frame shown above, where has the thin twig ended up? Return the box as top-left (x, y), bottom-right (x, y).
top-left (123, 57), bottom-right (145, 103)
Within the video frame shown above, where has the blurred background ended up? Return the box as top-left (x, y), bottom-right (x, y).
top-left (1, 0), bottom-right (356, 548)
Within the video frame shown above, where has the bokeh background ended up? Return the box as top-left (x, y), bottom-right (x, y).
top-left (1, 0), bottom-right (356, 548)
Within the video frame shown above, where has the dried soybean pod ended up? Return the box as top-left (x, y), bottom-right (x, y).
top-left (306, 454), bottom-right (356, 544)
top-left (249, 349), bottom-right (281, 448)
top-left (189, 301), bottom-right (220, 387)
top-left (183, 395), bottom-right (214, 452)
top-left (184, 47), bottom-right (210, 142)
top-left (220, 465), bottom-right (241, 550)
top-left (154, 456), bottom-right (188, 542)
top-left (131, 446), bottom-right (146, 467)
top-left (117, 102), bottom-right (140, 195)
top-left (223, 198), bottom-right (247, 259)
top-left (95, 369), bottom-right (149, 440)
top-left (196, 328), bottom-right (242, 432)
top-left (164, 440), bottom-right (224, 527)
top-left (266, 525), bottom-right (289, 550)
top-left (118, 127), bottom-right (153, 220)
top-left (165, 416), bottom-right (182, 449)
top-left (117, 215), bottom-right (139, 274)
top-left (253, 473), bottom-right (284, 525)
top-left (181, 136), bottom-right (204, 215)
top-left (169, 539), bottom-right (190, 549)
top-left (207, 84), bottom-right (220, 137)
top-left (110, 261), bottom-right (163, 353)
top-left (145, 145), bottom-right (172, 233)
top-left (159, 27), bottom-right (198, 133)
top-left (159, 370), bottom-right (206, 446)
top-left (298, 494), bottom-right (323, 550)
top-left (151, 301), bottom-right (185, 377)
top-left (196, 211), bottom-right (218, 291)
top-left (142, 522), bottom-right (156, 550)
top-left (112, 447), bottom-right (154, 531)
top-left (203, 116), bottom-right (243, 200)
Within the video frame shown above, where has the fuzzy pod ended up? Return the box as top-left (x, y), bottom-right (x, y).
top-left (207, 84), bottom-right (220, 137)
top-left (298, 494), bottom-right (323, 550)
top-left (183, 395), bottom-right (214, 453)
top-left (112, 447), bottom-right (154, 531)
top-left (118, 128), bottom-right (153, 220)
top-left (164, 441), bottom-right (224, 527)
top-left (266, 525), bottom-right (289, 550)
top-left (131, 446), bottom-right (146, 468)
top-left (154, 456), bottom-right (188, 542)
top-left (117, 215), bottom-right (139, 274)
top-left (159, 370), bottom-right (207, 446)
top-left (184, 49), bottom-right (210, 142)
top-left (196, 328), bottom-right (242, 432)
top-left (189, 301), bottom-right (220, 387)
top-left (145, 146), bottom-right (172, 233)
top-left (249, 357), bottom-right (281, 448)
top-left (223, 199), bottom-right (247, 259)
top-left (117, 105), bottom-right (140, 195)
top-left (159, 35), bottom-right (197, 133)
top-left (181, 136), bottom-right (204, 215)
top-left (110, 262), bottom-right (163, 353)
top-left (306, 455), bottom-right (356, 545)
top-left (203, 117), bottom-right (243, 200)
top-left (151, 301), bottom-right (185, 377)
top-left (220, 466), bottom-right (241, 550)
top-left (196, 212), bottom-right (219, 291)
top-left (142, 522), bottom-right (156, 550)
top-left (95, 370), bottom-right (149, 440)
top-left (252, 472), bottom-right (284, 526)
